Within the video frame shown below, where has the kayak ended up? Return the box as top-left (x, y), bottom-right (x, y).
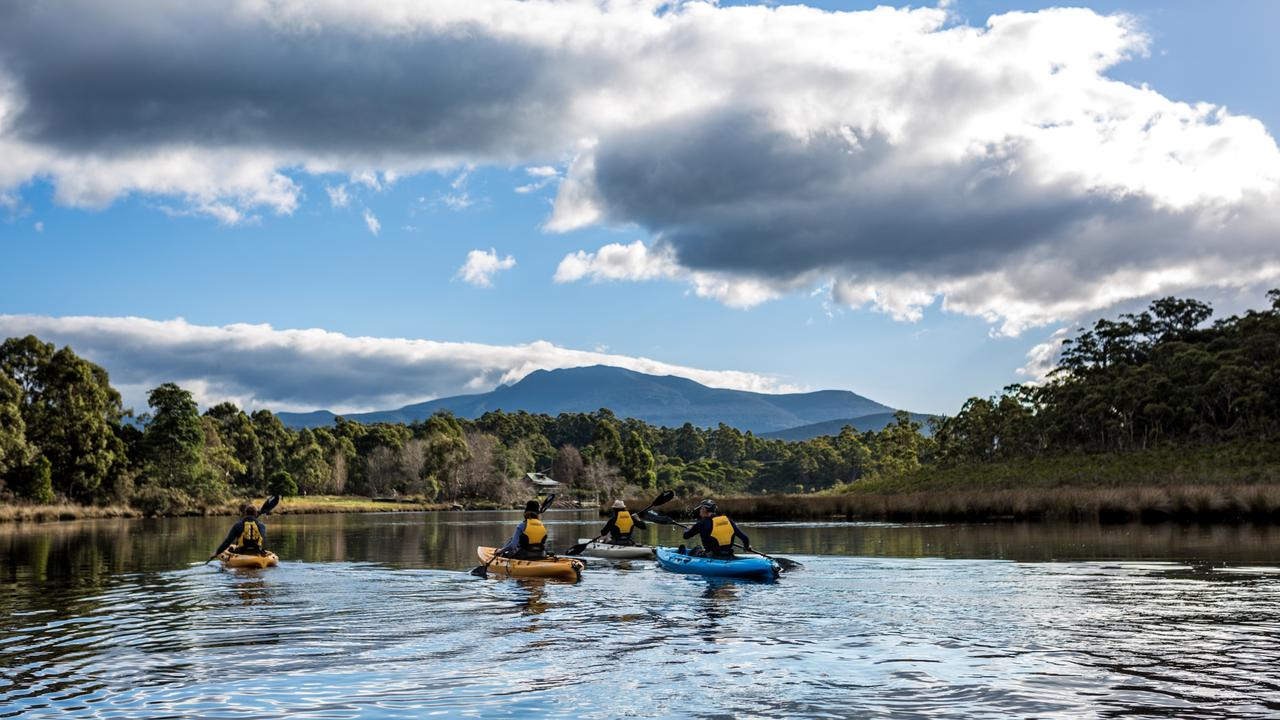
top-left (576, 538), bottom-right (655, 559)
top-left (655, 547), bottom-right (779, 581)
top-left (476, 547), bottom-right (584, 580)
top-left (219, 550), bottom-right (279, 569)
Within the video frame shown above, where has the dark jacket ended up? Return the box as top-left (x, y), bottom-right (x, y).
top-left (214, 518), bottom-right (267, 556)
top-left (599, 509), bottom-right (647, 545)
top-left (683, 514), bottom-right (749, 557)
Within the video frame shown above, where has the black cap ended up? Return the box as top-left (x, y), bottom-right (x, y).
top-left (696, 499), bottom-right (718, 513)
top-left (524, 500), bottom-right (540, 514)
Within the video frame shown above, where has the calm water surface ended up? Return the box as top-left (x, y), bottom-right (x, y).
top-left (3, 510), bottom-right (1279, 718)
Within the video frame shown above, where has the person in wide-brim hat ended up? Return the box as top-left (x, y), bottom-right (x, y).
top-left (598, 498), bottom-right (646, 546)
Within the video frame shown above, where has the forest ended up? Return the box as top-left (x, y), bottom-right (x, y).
top-left (1, 290), bottom-right (1277, 515)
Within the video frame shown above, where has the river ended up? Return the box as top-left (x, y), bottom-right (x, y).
top-left (3, 510), bottom-right (1279, 718)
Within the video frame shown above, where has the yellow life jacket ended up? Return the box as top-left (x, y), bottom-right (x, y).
top-left (709, 515), bottom-right (734, 549)
top-left (521, 518), bottom-right (547, 548)
top-left (614, 510), bottom-right (634, 535)
top-left (237, 519), bottom-right (263, 549)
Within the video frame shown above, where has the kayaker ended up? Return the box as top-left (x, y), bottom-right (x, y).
top-left (682, 499), bottom-right (750, 559)
top-left (210, 503), bottom-right (267, 560)
top-left (599, 499), bottom-right (646, 545)
top-left (499, 500), bottom-right (549, 560)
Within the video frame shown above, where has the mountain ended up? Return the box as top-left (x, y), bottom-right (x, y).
top-left (276, 365), bottom-right (898, 433)
top-left (759, 412), bottom-right (936, 441)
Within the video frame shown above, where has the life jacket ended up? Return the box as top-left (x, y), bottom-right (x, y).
top-left (237, 519), bottom-right (263, 552)
top-left (612, 510), bottom-right (634, 540)
top-left (706, 515), bottom-right (735, 554)
top-left (520, 518), bottom-right (547, 553)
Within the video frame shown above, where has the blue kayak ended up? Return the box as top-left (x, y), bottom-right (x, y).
top-left (655, 547), bottom-right (780, 581)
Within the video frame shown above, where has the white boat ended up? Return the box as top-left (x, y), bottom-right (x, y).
top-left (576, 538), bottom-right (656, 559)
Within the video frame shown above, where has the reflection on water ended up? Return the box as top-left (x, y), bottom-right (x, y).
top-left (2, 510), bottom-right (1279, 718)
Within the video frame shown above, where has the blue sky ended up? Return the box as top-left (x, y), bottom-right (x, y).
top-left (2, 0), bottom-right (1279, 417)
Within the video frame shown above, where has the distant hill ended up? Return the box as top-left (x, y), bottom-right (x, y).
top-left (759, 412), bottom-right (937, 441)
top-left (277, 365), bottom-right (899, 433)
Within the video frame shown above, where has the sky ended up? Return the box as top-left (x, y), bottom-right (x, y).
top-left (2, 0), bottom-right (1279, 418)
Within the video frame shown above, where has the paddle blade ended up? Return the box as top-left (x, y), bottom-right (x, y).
top-left (640, 510), bottom-right (676, 525)
top-left (773, 557), bottom-right (803, 572)
top-left (469, 565), bottom-right (489, 578)
top-left (258, 495), bottom-right (281, 517)
top-left (652, 490), bottom-right (675, 507)
top-left (539, 493), bottom-right (557, 513)
top-left (565, 542), bottom-right (588, 556)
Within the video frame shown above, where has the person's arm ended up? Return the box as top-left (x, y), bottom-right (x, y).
top-left (731, 519), bottom-right (751, 549)
top-left (212, 520), bottom-right (243, 557)
top-left (499, 521), bottom-right (526, 553)
top-left (599, 517), bottom-right (616, 537)
top-left (682, 517), bottom-right (704, 540)
top-left (257, 520), bottom-right (267, 545)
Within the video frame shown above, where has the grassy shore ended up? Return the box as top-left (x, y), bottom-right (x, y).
top-left (0, 495), bottom-right (455, 523)
top-left (11, 444), bottom-right (1280, 525)
top-left (623, 444), bottom-right (1280, 523)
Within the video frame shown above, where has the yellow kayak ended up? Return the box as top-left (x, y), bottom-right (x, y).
top-left (219, 550), bottom-right (279, 569)
top-left (476, 547), bottom-right (583, 580)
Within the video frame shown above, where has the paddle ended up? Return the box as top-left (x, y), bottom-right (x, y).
top-left (639, 509), bottom-right (803, 572)
top-left (470, 494), bottom-right (556, 578)
top-left (565, 490), bottom-right (675, 556)
top-left (206, 495), bottom-right (281, 564)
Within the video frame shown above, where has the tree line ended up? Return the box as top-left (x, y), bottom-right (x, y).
top-left (2, 290), bottom-right (1277, 511)
top-left (929, 290), bottom-right (1280, 467)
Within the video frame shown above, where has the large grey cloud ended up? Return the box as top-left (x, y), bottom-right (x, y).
top-left (0, 314), bottom-right (797, 413)
top-left (2, 1), bottom-right (1279, 332)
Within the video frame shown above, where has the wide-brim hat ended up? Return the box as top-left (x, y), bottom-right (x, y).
top-left (612, 500), bottom-right (626, 509)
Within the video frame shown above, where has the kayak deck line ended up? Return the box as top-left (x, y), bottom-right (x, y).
top-left (476, 546), bottom-right (584, 581)
top-left (218, 550), bottom-right (279, 569)
top-left (655, 546), bottom-right (780, 581)
top-left (574, 538), bottom-right (657, 560)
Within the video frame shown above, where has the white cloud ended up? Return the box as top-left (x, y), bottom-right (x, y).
top-left (1018, 328), bottom-right (1071, 384)
top-left (33, 220), bottom-right (43, 233)
top-left (457, 248), bottom-right (516, 288)
top-left (0, 313), bottom-right (797, 413)
top-left (441, 193), bottom-right (473, 211)
top-left (516, 165), bottom-right (561, 193)
top-left (363, 208), bottom-right (381, 236)
top-left (554, 240), bottom-right (793, 309)
top-left (326, 184), bottom-right (350, 208)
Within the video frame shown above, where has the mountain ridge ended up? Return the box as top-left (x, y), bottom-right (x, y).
top-left (276, 364), bottom-right (900, 433)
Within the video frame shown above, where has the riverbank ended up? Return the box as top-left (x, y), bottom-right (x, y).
top-left (690, 444), bottom-right (1280, 523)
top-left (0, 495), bottom-right (455, 523)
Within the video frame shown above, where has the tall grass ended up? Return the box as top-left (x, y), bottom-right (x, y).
top-left (635, 484), bottom-right (1280, 523)
top-left (0, 503), bottom-right (139, 522)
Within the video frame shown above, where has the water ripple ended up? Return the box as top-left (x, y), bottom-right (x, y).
top-left (3, 517), bottom-right (1280, 718)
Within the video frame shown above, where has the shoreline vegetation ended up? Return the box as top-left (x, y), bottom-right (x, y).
top-left (3, 291), bottom-right (1280, 526)
top-left (7, 441), bottom-right (1280, 524)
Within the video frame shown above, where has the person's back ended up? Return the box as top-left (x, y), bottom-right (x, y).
top-left (500, 500), bottom-right (548, 560)
top-left (600, 500), bottom-right (637, 545)
top-left (682, 499), bottom-right (749, 559)
top-left (212, 503), bottom-right (267, 558)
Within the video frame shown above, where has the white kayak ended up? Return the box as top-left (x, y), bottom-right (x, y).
top-left (576, 538), bottom-right (656, 559)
